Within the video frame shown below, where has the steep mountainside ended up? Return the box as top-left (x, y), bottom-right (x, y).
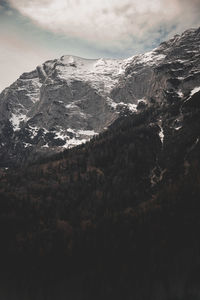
top-left (0, 26), bottom-right (200, 299)
top-left (0, 27), bottom-right (200, 166)
top-left (0, 87), bottom-right (200, 299)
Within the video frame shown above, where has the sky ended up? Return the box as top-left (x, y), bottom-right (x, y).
top-left (0, 0), bottom-right (200, 91)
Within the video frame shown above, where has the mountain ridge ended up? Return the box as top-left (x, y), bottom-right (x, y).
top-left (0, 27), bottom-right (200, 167)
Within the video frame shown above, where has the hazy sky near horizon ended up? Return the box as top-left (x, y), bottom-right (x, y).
top-left (0, 0), bottom-right (200, 91)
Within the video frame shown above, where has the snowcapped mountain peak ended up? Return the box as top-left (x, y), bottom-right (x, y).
top-left (0, 26), bottom-right (200, 167)
top-left (34, 54), bottom-right (132, 99)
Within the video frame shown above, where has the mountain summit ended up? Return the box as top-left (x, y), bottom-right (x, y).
top-left (0, 27), bottom-right (200, 166)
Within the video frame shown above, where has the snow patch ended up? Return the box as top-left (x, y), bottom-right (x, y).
top-left (28, 125), bottom-right (39, 138)
top-left (67, 128), bottom-right (75, 133)
top-left (190, 87), bottom-right (200, 97)
top-left (54, 129), bottom-right (69, 141)
top-left (195, 137), bottom-right (199, 145)
top-left (53, 127), bottom-right (97, 149)
top-left (175, 126), bottom-right (182, 131)
top-left (106, 98), bottom-right (137, 112)
top-left (137, 51), bottom-right (166, 66)
top-left (23, 142), bottom-right (33, 148)
top-left (126, 103), bottom-right (137, 112)
top-left (77, 130), bottom-right (97, 136)
top-left (42, 144), bottom-right (49, 148)
top-left (116, 102), bottom-right (137, 112)
top-left (158, 121), bottom-right (164, 144)
top-left (64, 138), bottom-right (87, 149)
top-left (176, 59), bottom-right (187, 64)
top-left (159, 127), bottom-right (164, 143)
top-left (10, 113), bottom-right (28, 131)
top-left (65, 103), bottom-right (77, 109)
top-left (177, 90), bottom-right (184, 98)
top-left (184, 86), bottom-right (200, 104)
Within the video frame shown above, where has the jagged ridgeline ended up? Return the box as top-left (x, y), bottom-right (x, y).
top-left (0, 27), bottom-right (200, 166)
top-left (0, 27), bottom-right (200, 299)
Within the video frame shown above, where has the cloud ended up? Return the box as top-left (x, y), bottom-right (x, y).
top-left (7, 0), bottom-right (200, 53)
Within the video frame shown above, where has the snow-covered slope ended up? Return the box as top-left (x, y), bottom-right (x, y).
top-left (55, 55), bottom-right (133, 94)
top-left (0, 27), bottom-right (200, 166)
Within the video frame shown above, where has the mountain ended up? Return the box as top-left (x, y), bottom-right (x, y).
top-left (0, 86), bottom-right (200, 299)
top-left (0, 27), bottom-right (200, 167)
top-left (0, 27), bottom-right (200, 299)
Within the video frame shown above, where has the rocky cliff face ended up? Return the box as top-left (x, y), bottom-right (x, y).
top-left (112, 28), bottom-right (200, 103)
top-left (0, 27), bottom-right (200, 166)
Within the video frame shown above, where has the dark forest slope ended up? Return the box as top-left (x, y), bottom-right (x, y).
top-left (0, 90), bottom-right (200, 299)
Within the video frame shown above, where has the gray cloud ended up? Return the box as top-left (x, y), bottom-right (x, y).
top-left (7, 0), bottom-right (200, 53)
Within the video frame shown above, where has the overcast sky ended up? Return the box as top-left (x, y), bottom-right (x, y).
top-left (0, 0), bottom-right (200, 91)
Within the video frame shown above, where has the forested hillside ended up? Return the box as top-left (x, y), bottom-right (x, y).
top-left (0, 90), bottom-right (200, 299)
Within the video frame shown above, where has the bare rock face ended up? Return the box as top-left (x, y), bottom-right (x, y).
top-left (112, 28), bottom-right (200, 103)
top-left (0, 27), bottom-right (200, 166)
